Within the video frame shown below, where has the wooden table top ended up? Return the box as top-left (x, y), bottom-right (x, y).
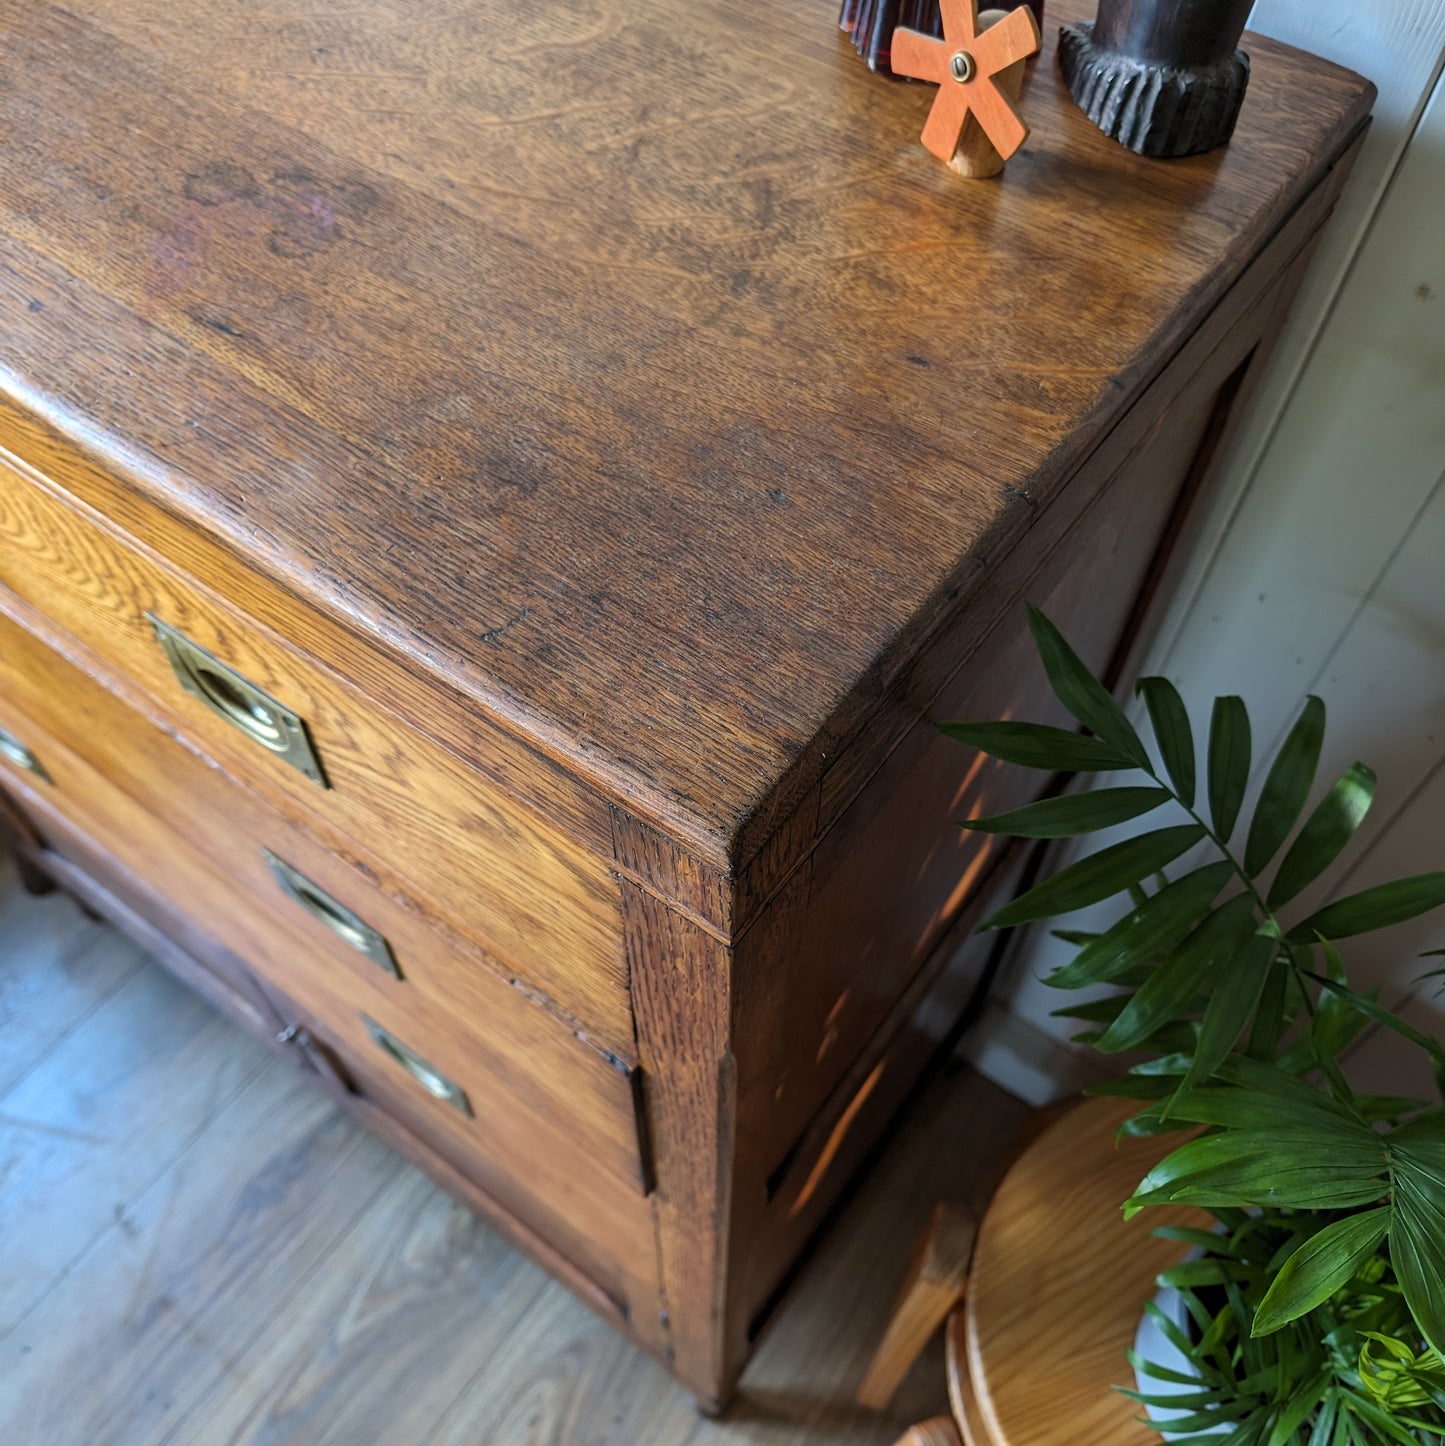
top-left (962, 1098), bottom-right (1207, 1444)
top-left (0, 0), bottom-right (1372, 855)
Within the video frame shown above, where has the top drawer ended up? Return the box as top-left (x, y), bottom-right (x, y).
top-left (0, 441), bottom-right (632, 1053)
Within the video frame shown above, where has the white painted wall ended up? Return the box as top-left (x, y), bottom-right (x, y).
top-left (964, 8), bottom-right (1445, 1104)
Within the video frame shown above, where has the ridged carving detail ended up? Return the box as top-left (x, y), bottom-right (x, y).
top-left (1058, 22), bottom-right (1250, 158)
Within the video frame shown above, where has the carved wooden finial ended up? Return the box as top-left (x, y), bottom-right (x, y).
top-left (891, 0), bottom-right (1041, 175)
top-left (1058, 0), bottom-right (1253, 158)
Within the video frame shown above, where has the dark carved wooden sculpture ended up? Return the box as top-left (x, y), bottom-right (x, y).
top-left (1059, 0), bottom-right (1252, 157)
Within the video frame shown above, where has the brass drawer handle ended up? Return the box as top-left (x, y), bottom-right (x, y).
top-left (362, 1015), bottom-right (471, 1116)
top-left (0, 722), bottom-right (51, 782)
top-left (147, 615), bottom-right (328, 787)
top-left (263, 849), bottom-right (401, 979)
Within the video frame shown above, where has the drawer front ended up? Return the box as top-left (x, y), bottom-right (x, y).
top-left (0, 600), bottom-right (647, 1190)
top-left (252, 950), bottom-right (656, 1312)
top-left (0, 447), bottom-right (631, 1051)
top-left (0, 693), bottom-right (658, 1316)
top-left (1, 767), bottom-right (656, 1317)
top-left (249, 971), bottom-right (655, 1318)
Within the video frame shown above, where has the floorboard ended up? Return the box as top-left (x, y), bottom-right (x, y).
top-left (0, 958), bottom-right (265, 1336)
top-left (0, 851), bottom-right (139, 1097)
top-left (0, 864), bottom-right (1033, 1445)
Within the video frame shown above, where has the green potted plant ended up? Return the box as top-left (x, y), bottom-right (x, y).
top-left (943, 606), bottom-right (1445, 1444)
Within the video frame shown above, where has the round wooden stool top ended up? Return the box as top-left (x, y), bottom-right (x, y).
top-left (955, 1098), bottom-right (1206, 1445)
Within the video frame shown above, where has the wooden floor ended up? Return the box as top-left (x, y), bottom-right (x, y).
top-left (0, 853), bottom-right (1033, 1445)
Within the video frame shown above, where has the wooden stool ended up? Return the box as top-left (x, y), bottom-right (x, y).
top-left (862, 1098), bottom-right (1204, 1445)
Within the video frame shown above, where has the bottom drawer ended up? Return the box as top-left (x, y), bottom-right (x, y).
top-left (0, 703), bottom-right (659, 1319)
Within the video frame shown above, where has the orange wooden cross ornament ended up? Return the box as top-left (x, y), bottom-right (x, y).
top-left (891, 0), bottom-right (1041, 168)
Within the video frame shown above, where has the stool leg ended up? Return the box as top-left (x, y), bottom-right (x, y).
top-left (858, 1201), bottom-right (977, 1410)
top-left (892, 1419), bottom-right (964, 1446)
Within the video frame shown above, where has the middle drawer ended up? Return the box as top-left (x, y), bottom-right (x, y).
top-left (0, 595), bottom-right (649, 1200)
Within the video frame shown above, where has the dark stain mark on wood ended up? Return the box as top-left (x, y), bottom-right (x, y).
top-left (480, 606), bottom-right (534, 644)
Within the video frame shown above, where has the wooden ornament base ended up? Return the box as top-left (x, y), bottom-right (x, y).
top-left (1058, 21), bottom-right (1250, 157)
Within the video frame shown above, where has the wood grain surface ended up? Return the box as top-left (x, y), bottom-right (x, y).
top-left (963, 1098), bottom-right (1206, 1444)
top-left (946, 1311), bottom-right (993, 1445)
top-left (0, 452), bottom-right (631, 1047)
top-left (859, 1203), bottom-right (976, 1410)
top-left (0, 0), bottom-right (1373, 864)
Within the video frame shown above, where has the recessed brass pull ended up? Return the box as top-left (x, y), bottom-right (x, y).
top-left (147, 615), bottom-right (327, 787)
top-left (362, 1015), bottom-right (471, 1116)
top-left (263, 849), bottom-right (400, 979)
top-left (0, 722), bottom-right (51, 783)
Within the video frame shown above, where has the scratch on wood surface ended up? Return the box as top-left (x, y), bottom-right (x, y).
top-left (479, 606), bottom-right (533, 643)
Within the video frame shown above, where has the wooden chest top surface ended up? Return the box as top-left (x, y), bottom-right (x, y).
top-left (0, 0), bottom-right (1371, 851)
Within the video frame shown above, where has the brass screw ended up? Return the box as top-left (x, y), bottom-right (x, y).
top-left (949, 49), bottom-right (975, 83)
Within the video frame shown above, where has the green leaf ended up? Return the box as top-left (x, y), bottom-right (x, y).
top-left (1208, 696), bottom-right (1251, 842)
top-left (1267, 763), bottom-right (1376, 909)
top-left (1045, 861), bottom-right (1234, 988)
top-left (1303, 961), bottom-right (1445, 1075)
top-left (1051, 928), bottom-right (1101, 946)
top-left (1124, 1126), bottom-right (1388, 1217)
top-left (1212, 1053), bottom-right (1363, 1122)
top-left (1158, 1258), bottom-right (1252, 1290)
top-left (961, 785), bottom-right (1173, 838)
top-left (1084, 1073), bottom-right (1175, 1100)
top-left (1339, 1391), bottom-right (1431, 1446)
top-left (1247, 950), bottom-right (1291, 1061)
top-left (1153, 1225), bottom-right (1250, 1257)
top-left (1308, 945), bottom-right (1375, 1062)
top-left (1358, 1331), bottom-right (1445, 1413)
top-left (937, 720), bottom-right (1137, 772)
top-left (1252, 1209), bottom-right (1391, 1336)
top-left (1172, 933), bottom-right (1278, 1101)
top-left (981, 824), bottom-right (1206, 931)
top-left (1355, 1095), bottom-right (1432, 1124)
top-left (1116, 1108), bottom-right (1178, 1139)
top-left (1095, 895), bottom-right (1260, 1053)
top-left (1287, 873), bottom-right (1445, 943)
top-left (1306, 1388), bottom-right (1339, 1446)
top-left (1267, 1372), bottom-right (1333, 1446)
top-left (1166, 1086), bottom-right (1357, 1135)
top-left (1026, 606), bottom-right (1151, 769)
top-left (1137, 676), bottom-right (1196, 807)
top-left (1132, 1052), bottom-right (1196, 1076)
top-left (1128, 1347), bottom-right (1215, 1388)
top-left (1244, 696), bottom-right (1326, 876)
top-left (1050, 995), bottom-right (1129, 1023)
top-left (1390, 1173), bottom-right (1445, 1357)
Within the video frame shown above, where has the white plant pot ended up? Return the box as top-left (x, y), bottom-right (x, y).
top-left (1133, 1284), bottom-right (1235, 1441)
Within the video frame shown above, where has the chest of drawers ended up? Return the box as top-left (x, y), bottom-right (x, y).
top-left (0, 0), bottom-right (1371, 1410)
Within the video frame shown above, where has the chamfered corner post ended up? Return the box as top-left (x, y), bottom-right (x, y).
top-left (620, 874), bottom-right (746, 1413)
